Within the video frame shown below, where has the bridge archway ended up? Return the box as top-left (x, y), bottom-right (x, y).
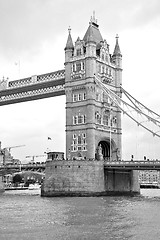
top-left (98, 139), bottom-right (117, 161)
top-left (98, 141), bottom-right (110, 160)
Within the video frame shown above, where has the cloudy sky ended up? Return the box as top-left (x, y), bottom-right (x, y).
top-left (0, 0), bottom-right (160, 162)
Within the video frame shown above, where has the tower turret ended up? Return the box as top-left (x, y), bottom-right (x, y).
top-left (112, 34), bottom-right (122, 69)
top-left (65, 27), bottom-right (74, 62)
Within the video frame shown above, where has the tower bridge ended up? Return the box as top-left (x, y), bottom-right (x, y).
top-left (0, 14), bottom-right (160, 195)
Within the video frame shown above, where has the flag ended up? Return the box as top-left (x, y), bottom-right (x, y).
top-left (48, 137), bottom-right (52, 140)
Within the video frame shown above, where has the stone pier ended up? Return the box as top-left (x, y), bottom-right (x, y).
top-left (41, 160), bottom-right (140, 197)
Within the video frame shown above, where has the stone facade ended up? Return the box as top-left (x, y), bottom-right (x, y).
top-left (65, 15), bottom-right (122, 161)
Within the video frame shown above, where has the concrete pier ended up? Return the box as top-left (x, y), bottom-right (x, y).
top-left (104, 169), bottom-right (140, 195)
top-left (41, 160), bottom-right (140, 197)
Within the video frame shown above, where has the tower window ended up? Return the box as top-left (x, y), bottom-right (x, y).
top-left (96, 93), bottom-right (101, 101)
top-left (81, 62), bottom-right (85, 70)
top-left (78, 93), bottom-right (82, 101)
top-left (73, 94), bottom-right (78, 102)
top-left (78, 115), bottom-right (83, 124)
top-left (76, 48), bottom-right (81, 56)
top-left (71, 133), bottom-right (87, 152)
top-left (72, 92), bottom-right (86, 102)
top-left (73, 116), bottom-right (77, 125)
top-left (78, 135), bottom-right (82, 144)
top-left (103, 110), bottom-right (109, 126)
top-left (72, 63), bottom-right (76, 72)
top-left (103, 115), bottom-right (109, 126)
top-left (76, 62), bottom-right (81, 72)
top-left (83, 115), bottom-right (86, 123)
top-left (95, 111), bottom-right (101, 124)
top-left (73, 114), bottom-right (86, 125)
top-left (73, 134), bottom-right (76, 139)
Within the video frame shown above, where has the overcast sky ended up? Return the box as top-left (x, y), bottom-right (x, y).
top-left (0, 0), bottom-right (160, 162)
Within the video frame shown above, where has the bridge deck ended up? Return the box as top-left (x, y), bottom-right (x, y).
top-left (104, 161), bottom-right (160, 170)
top-left (1, 160), bottom-right (160, 173)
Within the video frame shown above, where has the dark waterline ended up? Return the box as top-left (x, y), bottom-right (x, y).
top-left (0, 189), bottom-right (160, 240)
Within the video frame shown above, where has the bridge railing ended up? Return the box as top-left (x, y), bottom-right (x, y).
top-left (3, 69), bottom-right (65, 90)
top-left (0, 162), bottom-right (46, 169)
top-left (104, 160), bottom-right (160, 170)
top-left (104, 160), bottom-right (160, 164)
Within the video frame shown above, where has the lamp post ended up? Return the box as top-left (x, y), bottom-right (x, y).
top-left (110, 107), bottom-right (112, 161)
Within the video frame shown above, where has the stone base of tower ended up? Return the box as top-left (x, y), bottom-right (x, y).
top-left (104, 169), bottom-right (140, 195)
top-left (41, 159), bottom-right (106, 197)
top-left (41, 160), bottom-right (140, 197)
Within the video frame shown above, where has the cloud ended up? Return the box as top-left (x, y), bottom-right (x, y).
top-left (0, 0), bottom-right (159, 60)
top-left (0, 0), bottom-right (160, 161)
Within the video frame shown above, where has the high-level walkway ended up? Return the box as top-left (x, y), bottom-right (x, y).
top-left (0, 70), bottom-right (65, 106)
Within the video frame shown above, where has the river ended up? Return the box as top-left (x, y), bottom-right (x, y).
top-left (0, 189), bottom-right (160, 240)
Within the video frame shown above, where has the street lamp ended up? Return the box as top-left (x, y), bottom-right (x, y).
top-left (110, 107), bottom-right (112, 161)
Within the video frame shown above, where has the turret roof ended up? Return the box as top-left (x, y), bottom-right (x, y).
top-left (113, 34), bottom-right (122, 56)
top-left (83, 15), bottom-right (103, 44)
top-left (65, 27), bottom-right (74, 50)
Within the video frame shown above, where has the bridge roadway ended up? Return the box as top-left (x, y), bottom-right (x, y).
top-left (0, 162), bottom-right (46, 175)
top-left (0, 69), bottom-right (65, 106)
top-left (1, 160), bottom-right (160, 175)
top-left (104, 160), bottom-right (160, 170)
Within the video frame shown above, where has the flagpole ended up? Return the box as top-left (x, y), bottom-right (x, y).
top-left (47, 137), bottom-right (52, 153)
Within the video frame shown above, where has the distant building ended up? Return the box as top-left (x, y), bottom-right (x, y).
top-left (139, 170), bottom-right (160, 187)
top-left (47, 151), bottom-right (64, 161)
top-left (0, 141), bottom-right (20, 165)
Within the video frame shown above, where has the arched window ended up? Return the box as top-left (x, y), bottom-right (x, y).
top-left (76, 62), bottom-right (81, 72)
top-left (76, 48), bottom-right (81, 56)
top-left (103, 110), bottom-right (109, 126)
top-left (95, 111), bottom-right (101, 124)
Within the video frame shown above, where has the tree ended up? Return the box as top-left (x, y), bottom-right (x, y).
top-left (13, 174), bottom-right (22, 184)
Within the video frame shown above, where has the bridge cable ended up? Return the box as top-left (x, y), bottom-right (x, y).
top-left (121, 87), bottom-right (160, 119)
top-left (94, 76), bottom-right (160, 138)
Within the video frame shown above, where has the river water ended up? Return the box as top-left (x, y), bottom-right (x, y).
top-left (0, 189), bottom-right (160, 240)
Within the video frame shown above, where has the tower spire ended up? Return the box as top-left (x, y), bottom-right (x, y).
top-left (65, 26), bottom-right (74, 50)
top-left (90, 11), bottom-right (98, 26)
top-left (113, 34), bottom-right (122, 56)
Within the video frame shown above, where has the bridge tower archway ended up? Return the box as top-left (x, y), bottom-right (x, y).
top-left (97, 139), bottom-right (118, 161)
top-left (98, 141), bottom-right (110, 160)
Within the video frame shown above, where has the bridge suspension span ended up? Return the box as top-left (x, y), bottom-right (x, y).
top-left (95, 76), bottom-right (160, 138)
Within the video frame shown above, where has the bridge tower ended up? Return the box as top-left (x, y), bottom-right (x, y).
top-left (42, 15), bottom-right (140, 197)
top-left (65, 14), bottom-right (122, 161)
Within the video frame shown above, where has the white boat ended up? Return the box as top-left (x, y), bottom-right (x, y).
top-left (28, 183), bottom-right (41, 190)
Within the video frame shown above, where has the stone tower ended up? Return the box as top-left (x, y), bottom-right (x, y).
top-left (65, 14), bottom-right (122, 161)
